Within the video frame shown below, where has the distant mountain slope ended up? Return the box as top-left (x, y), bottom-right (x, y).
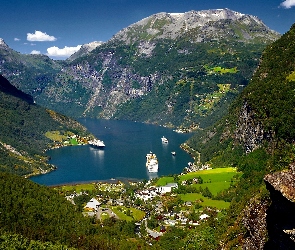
top-left (0, 73), bottom-right (33, 103)
top-left (0, 74), bottom-right (90, 176)
top-left (63, 9), bottom-right (279, 127)
top-left (67, 40), bottom-right (103, 61)
top-left (0, 9), bottom-right (280, 129)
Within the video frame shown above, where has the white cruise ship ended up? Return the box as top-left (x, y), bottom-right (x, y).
top-left (88, 139), bottom-right (105, 149)
top-left (146, 152), bottom-right (159, 173)
top-left (161, 136), bottom-right (168, 143)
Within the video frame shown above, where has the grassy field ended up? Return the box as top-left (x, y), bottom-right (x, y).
top-left (179, 193), bottom-right (230, 209)
top-left (55, 183), bottom-right (97, 192)
top-left (70, 138), bottom-right (78, 145)
top-left (205, 66), bottom-right (238, 74)
top-left (112, 206), bottom-right (145, 221)
top-left (180, 167), bottom-right (240, 195)
top-left (287, 71), bottom-right (295, 82)
top-left (45, 131), bottom-right (67, 142)
top-left (155, 167), bottom-right (240, 209)
top-left (155, 177), bottom-right (175, 186)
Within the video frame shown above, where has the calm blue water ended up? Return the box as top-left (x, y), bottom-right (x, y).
top-left (30, 119), bottom-right (193, 186)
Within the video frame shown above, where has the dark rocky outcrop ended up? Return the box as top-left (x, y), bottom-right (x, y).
top-left (264, 165), bottom-right (295, 249)
top-left (242, 196), bottom-right (269, 249)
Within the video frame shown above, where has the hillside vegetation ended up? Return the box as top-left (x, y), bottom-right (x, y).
top-left (0, 75), bottom-right (90, 176)
top-left (0, 172), bottom-right (149, 249)
top-left (186, 23), bottom-right (295, 248)
top-left (0, 9), bottom-right (294, 250)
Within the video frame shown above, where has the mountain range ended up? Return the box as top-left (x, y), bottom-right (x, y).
top-left (0, 8), bottom-right (280, 128)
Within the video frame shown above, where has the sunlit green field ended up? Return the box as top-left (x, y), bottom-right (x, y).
top-left (55, 183), bottom-right (96, 192)
top-left (112, 206), bottom-right (145, 221)
top-left (180, 193), bottom-right (230, 209)
top-left (180, 167), bottom-right (241, 195)
top-left (156, 168), bottom-right (240, 209)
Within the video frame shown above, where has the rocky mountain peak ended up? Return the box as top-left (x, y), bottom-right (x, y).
top-left (81, 41), bottom-right (103, 52)
top-left (67, 41), bottom-right (103, 61)
top-left (0, 38), bottom-right (9, 48)
top-left (111, 8), bottom-right (279, 44)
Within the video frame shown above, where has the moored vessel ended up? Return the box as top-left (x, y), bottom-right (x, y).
top-left (161, 136), bottom-right (168, 143)
top-left (146, 152), bottom-right (158, 173)
top-left (88, 139), bottom-right (105, 149)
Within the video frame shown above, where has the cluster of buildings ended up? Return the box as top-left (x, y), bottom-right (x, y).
top-left (135, 183), bottom-right (178, 201)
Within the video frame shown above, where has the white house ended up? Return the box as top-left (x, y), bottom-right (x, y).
top-left (157, 183), bottom-right (178, 194)
top-left (199, 214), bottom-right (210, 220)
top-left (84, 198), bottom-right (101, 211)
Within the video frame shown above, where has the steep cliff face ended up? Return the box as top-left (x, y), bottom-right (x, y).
top-left (241, 197), bottom-right (269, 249)
top-left (234, 101), bottom-right (274, 153)
top-left (264, 165), bottom-right (295, 249)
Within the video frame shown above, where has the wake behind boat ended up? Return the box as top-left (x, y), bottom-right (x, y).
top-left (146, 152), bottom-right (158, 173)
top-left (88, 138), bottom-right (105, 149)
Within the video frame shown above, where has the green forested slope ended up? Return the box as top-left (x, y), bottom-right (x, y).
top-left (101, 40), bottom-right (267, 128)
top-left (242, 23), bottom-right (295, 140)
top-left (0, 74), bottom-right (89, 175)
top-left (186, 23), bottom-right (295, 248)
top-left (0, 172), bottom-right (148, 249)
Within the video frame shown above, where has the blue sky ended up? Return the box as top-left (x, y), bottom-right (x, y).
top-left (1, 0), bottom-right (295, 59)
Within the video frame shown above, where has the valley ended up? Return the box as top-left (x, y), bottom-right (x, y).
top-left (0, 7), bottom-right (295, 249)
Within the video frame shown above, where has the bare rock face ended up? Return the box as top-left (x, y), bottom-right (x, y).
top-left (242, 197), bottom-right (269, 249)
top-left (265, 164), bottom-right (295, 202)
top-left (234, 102), bottom-right (272, 153)
top-left (233, 165), bottom-right (295, 250)
top-left (68, 41), bottom-right (103, 61)
top-left (263, 165), bottom-right (295, 249)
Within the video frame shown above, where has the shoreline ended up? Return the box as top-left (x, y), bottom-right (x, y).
top-left (48, 177), bottom-right (145, 188)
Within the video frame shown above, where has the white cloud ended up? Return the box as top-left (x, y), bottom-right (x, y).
top-left (46, 45), bottom-right (82, 57)
top-left (27, 30), bottom-right (57, 42)
top-left (14, 38), bottom-right (20, 41)
top-left (280, 0), bottom-right (295, 8)
top-left (30, 50), bottom-right (41, 55)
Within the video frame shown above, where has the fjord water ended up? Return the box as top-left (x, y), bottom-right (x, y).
top-left (30, 119), bottom-right (193, 186)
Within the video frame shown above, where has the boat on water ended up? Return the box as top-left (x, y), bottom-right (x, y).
top-left (146, 152), bottom-right (159, 173)
top-left (161, 136), bottom-right (168, 143)
top-left (88, 139), bottom-right (105, 149)
top-left (171, 151), bottom-right (176, 156)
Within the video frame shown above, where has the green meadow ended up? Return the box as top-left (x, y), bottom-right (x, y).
top-left (205, 65), bottom-right (238, 74)
top-left (180, 193), bottom-right (230, 209)
top-left (157, 168), bottom-right (240, 209)
top-left (156, 167), bottom-right (240, 195)
top-left (179, 167), bottom-right (240, 195)
top-left (112, 206), bottom-right (145, 221)
top-left (55, 183), bottom-right (97, 192)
